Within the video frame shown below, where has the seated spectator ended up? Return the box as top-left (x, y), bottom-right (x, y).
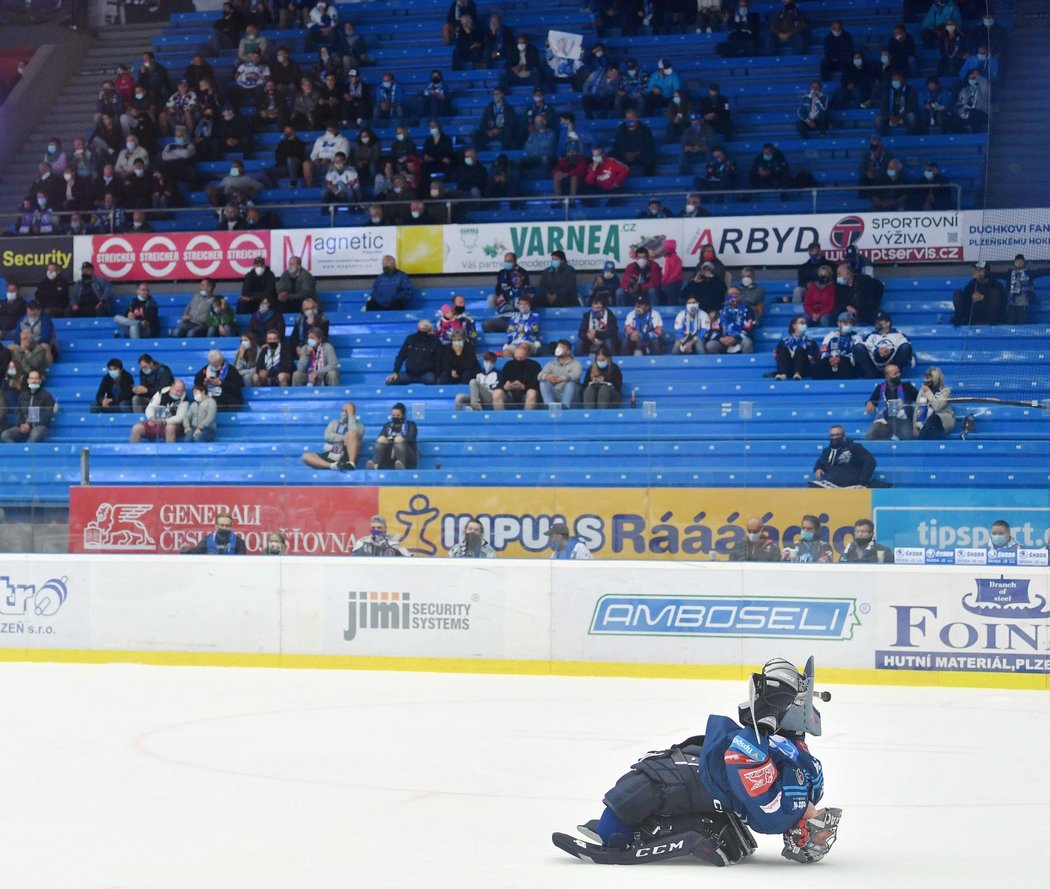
top-left (551, 140), bottom-right (589, 205)
top-left (114, 135), bottom-right (149, 180)
top-left (813, 426), bottom-right (876, 490)
top-left (679, 114), bottom-right (714, 175)
top-left (452, 11), bottom-right (484, 70)
top-left (913, 159), bottom-right (952, 211)
top-left (485, 153), bottom-right (519, 200)
top-left (455, 350), bottom-right (499, 411)
top-left (521, 114), bottom-right (556, 170)
top-left (913, 366), bottom-right (955, 440)
top-left (538, 340), bottom-right (582, 408)
top-left (130, 379), bottom-right (188, 443)
top-left (638, 198), bottom-right (672, 220)
top-left (205, 159), bottom-right (264, 208)
top-left (307, 1), bottom-right (340, 51)
top-left (610, 109), bottom-right (655, 176)
top-left (1, 282), bottom-right (28, 339)
top-left (953, 260), bottom-right (1004, 325)
top-left (822, 20), bottom-right (855, 80)
top-left (865, 363), bottom-right (918, 440)
top-left (877, 75), bottom-right (918, 136)
top-left (814, 312), bottom-right (863, 379)
top-left (1005, 254), bottom-right (1050, 325)
top-left (483, 253), bottom-right (530, 333)
top-left (367, 255), bottom-right (412, 311)
top-left (130, 353), bottom-right (173, 412)
top-left (234, 333), bottom-right (258, 386)
top-left (253, 328), bottom-right (294, 387)
top-left (581, 62), bottom-right (620, 120)
top-left (217, 203), bottom-right (247, 232)
top-left (195, 349), bottom-right (244, 410)
top-left (583, 146), bottom-right (629, 195)
top-left (435, 298), bottom-right (477, 346)
top-left (305, 121), bottom-right (351, 184)
top-left (538, 251), bottom-right (579, 308)
top-left (92, 357), bottom-right (134, 413)
top-left (387, 320), bottom-right (440, 385)
top-left (294, 327), bottom-right (340, 387)
top-left (247, 298), bottom-right (284, 343)
top-left (774, 316), bottom-right (818, 380)
top-left (770, 0), bottom-right (809, 54)
top-left (832, 52), bottom-right (877, 109)
top-left (681, 262), bottom-right (727, 315)
top-left (643, 57), bottom-right (680, 115)
top-left (437, 328), bottom-right (479, 386)
top-left (726, 517), bottom-right (781, 562)
top-left (582, 346), bottom-right (622, 409)
top-left (207, 295), bottom-right (238, 338)
top-left (576, 294), bottom-right (620, 357)
top-left (856, 135), bottom-right (892, 199)
top-left (114, 282), bottom-right (158, 339)
top-left (615, 247), bottom-right (663, 307)
top-left (501, 293), bottom-right (542, 357)
top-left (672, 297), bottom-right (710, 355)
top-left (796, 80), bottom-right (829, 138)
top-left (322, 151), bottom-right (360, 211)
top-left (950, 71), bottom-right (990, 133)
top-left (921, 0), bottom-right (962, 48)
top-left (622, 296), bottom-right (664, 356)
top-left (289, 298), bottom-right (329, 355)
top-left (697, 146), bottom-right (738, 200)
top-left (492, 343), bottom-right (541, 410)
top-left (960, 42), bottom-right (999, 82)
top-left (367, 403), bottom-right (418, 470)
top-left (500, 33), bottom-right (545, 92)
top-left (782, 515), bottom-right (834, 562)
top-left (736, 267), bottom-right (766, 317)
top-left (183, 383), bottom-right (217, 442)
top-left (124, 208), bottom-right (154, 232)
top-left (749, 142), bottom-right (790, 193)
top-left (835, 263), bottom-right (883, 324)
top-left (1, 370), bottom-right (56, 443)
top-left (16, 299), bottom-right (58, 361)
top-left (172, 279), bottom-right (216, 338)
top-left (840, 518), bottom-right (894, 564)
top-left (69, 262), bottom-right (113, 319)
top-left (8, 330), bottom-right (51, 383)
top-left (447, 517), bottom-right (496, 559)
top-left (34, 263), bottom-right (70, 319)
top-left (664, 89), bottom-right (691, 142)
top-left (546, 522), bottom-right (592, 560)
top-left (182, 512), bottom-right (247, 555)
top-left (268, 125), bottom-right (310, 189)
top-left (237, 257), bottom-right (278, 314)
top-left (987, 519), bottom-right (1019, 554)
top-left (697, 83), bottom-right (732, 140)
top-left (302, 402), bottom-right (365, 471)
top-left (802, 265), bottom-right (837, 327)
top-left (587, 261), bottom-right (618, 307)
top-left (350, 515), bottom-right (411, 556)
top-left (706, 287), bottom-right (756, 354)
top-left (886, 24), bottom-right (919, 76)
top-left (854, 311), bottom-right (914, 378)
top-left (718, 1), bottom-right (761, 57)
top-left (475, 88), bottom-right (519, 151)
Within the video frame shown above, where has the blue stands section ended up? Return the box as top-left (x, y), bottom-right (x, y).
top-left (135, 0), bottom-right (1005, 226)
top-left (6, 272), bottom-right (1050, 505)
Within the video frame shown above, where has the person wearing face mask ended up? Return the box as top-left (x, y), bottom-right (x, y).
top-left (958, 42), bottom-right (998, 82)
top-left (622, 295), bottom-right (665, 356)
top-left (796, 80), bottom-right (829, 139)
top-left (581, 346), bottom-right (623, 409)
top-left (262, 532), bottom-right (289, 556)
top-left (207, 295), bottom-right (239, 339)
top-left (610, 109), bottom-right (656, 175)
top-left (707, 287), bottom-right (757, 354)
top-left (33, 263), bottom-right (70, 319)
top-left (734, 267), bottom-right (765, 317)
top-left (195, 348), bottom-right (244, 409)
top-left (351, 515), bottom-right (411, 557)
top-left (439, 330), bottom-right (481, 386)
top-left (183, 512), bottom-right (247, 555)
top-left (616, 247), bottom-right (663, 308)
top-left (576, 292), bottom-right (621, 357)
top-left (454, 350), bottom-right (500, 411)
top-left (91, 358), bottom-right (134, 414)
top-left (865, 364), bottom-right (919, 441)
top-left (253, 326), bottom-right (293, 386)
top-left (373, 71), bottom-right (404, 122)
top-left (8, 330), bottom-right (51, 387)
top-left (680, 262), bottom-right (727, 316)
top-left (952, 261), bottom-right (1005, 326)
top-left (679, 113), bottom-right (714, 175)
top-left (782, 516), bottom-right (833, 562)
top-left (643, 58), bottom-right (680, 116)
top-left (366, 404), bottom-right (419, 471)
top-left (501, 294), bottom-right (543, 356)
top-left (237, 257), bottom-right (277, 314)
top-left (294, 326), bottom-right (340, 386)
top-left (322, 150), bottom-right (360, 212)
top-left (812, 427), bottom-right (876, 491)
top-left (475, 89), bottom-right (520, 151)
top-left (538, 339), bottom-right (583, 409)
top-left (114, 135), bottom-right (149, 180)
top-left (936, 18), bottom-right (965, 77)
top-left (130, 378), bottom-right (189, 444)
top-left (500, 32), bottom-right (543, 92)
top-left (672, 297), bottom-right (711, 355)
top-left (183, 385), bottom-right (218, 443)
top-left (773, 316), bottom-right (818, 380)
top-left (870, 158), bottom-right (909, 211)
top-left (748, 142), bottom-right (790, 195)
top-left (815, 312), bottom-right (863, 379)
top-left (949, 70), bottom-right (989, 133)
top-left (921, 0), bottom-right (962, 50)
top-left (206, 160), bottom-right (264, 208)
top-left (303, 401), bottom-right (365, 470)
top-left (171, 279), bottom-right (215, 338)
top-left (273, 256), bottom-right (316, 315)
top-left (368, 255), bottom-right (413, 311)
top-left (911, 158), bottom-right (951, 211)
top-left (853, 311), bottom-right (912, 379)
top-left (448, 518), bottom-right (496, 559)
top-left (912, 366), bottom-right (955, 439)
top-left (821, 20), bottom-right (855, 80)
top-left (833, 263), bottom-right (883, 326)
top-left (831, 52), bottom-right (876, 110)
top-left (718, 2), bottom-right (760, 57)
top-left (1, 284), bottom-right (27, 339)
top-left (967, 11), bottom-right (1009, 66)
top-left (986, 520), bottom-right (1019, 555)
top-left (1, 370), bottom-right (56, 444)
top-left (484, 253), bottom-right (530, 332)
top-left (233, 332), bottom-right (259, 386)
top-left (537, 250), bottom-right (579, 308)
top-left (546, 522), bottom-right (592, 560)
top-left (876, 73), bottom-right (918, 136)
top-left (387, 320), bottom-right (441, 385)
top-left (770, 0), bottom-right (809, 55)
top-left (726, 517), bottom-right (780, 562)
top-left (839, 519), bottom-right (893, 564)
top-left (420, 69), bottom-right (450, 120)
top-left (306, 0), bottom-right (340, 53)
top-left (28, 162), bottom-right (64, 210)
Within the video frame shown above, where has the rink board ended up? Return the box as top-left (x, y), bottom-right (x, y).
top-left (0, 555), bottom-right (1047, 689)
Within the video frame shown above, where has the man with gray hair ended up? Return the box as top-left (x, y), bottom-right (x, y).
top-left (194, 348), bottom-right (243, 409)
top-left (387, 320), bottom-right (441, 385)
top-left (351, 515), bottom-right (411, 556)
top-left (368, 254), bottom-right (413, 310)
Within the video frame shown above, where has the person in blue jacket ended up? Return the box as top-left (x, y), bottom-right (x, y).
top-left (183, 512), bottom-right (247, 554)
top-left (553, 657), bottom-right (841, 866)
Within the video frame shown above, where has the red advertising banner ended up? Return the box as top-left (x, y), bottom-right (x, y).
top-left (69, 486), bottom-right (379, 555)
top-left (83, 231), bottom-right (270, 281)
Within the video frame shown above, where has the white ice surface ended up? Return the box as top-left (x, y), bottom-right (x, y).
top-left (3, 663), bottom-right (1049, 888)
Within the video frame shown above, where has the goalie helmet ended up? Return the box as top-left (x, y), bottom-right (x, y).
top-left (740, 658), bottom-right (802, 736)
top-left (778, 655), bottom-right (823, 738)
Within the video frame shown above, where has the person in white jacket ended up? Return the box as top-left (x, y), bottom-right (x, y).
top-left (912, 366), bottom-right (955, 439)
top-left (455, 350), bottom-right (500, 410)
top-left (130, 380), bottom-right (188, 443)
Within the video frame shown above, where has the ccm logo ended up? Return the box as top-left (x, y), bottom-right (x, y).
top-left (635, 840), bottom-right (685, 857)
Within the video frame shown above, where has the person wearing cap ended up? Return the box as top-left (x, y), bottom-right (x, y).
top-left (644, 58), bottom-right (680, 114)
top-left (953, 261), bottom-right (1005, 326)
top-left (853, 311), bottom-right (912, 379)
top-left (770, 0), bottom-right (809, 55)
top-left (616, 247), bottom-right (663, 307)
top-left (1004, 254), bottom-right (1050, 325)
top-left (834, 263), bottom-right (883, 325)
top-left (623, 295), bottom-right (665, 356)
top-left (679, 113), bottom-right (714, 174)
top-left (611, 109), bottom-right (656, 175)
top-left (637, 198), bottom-right (672, 220)
top-left (577, 290), bottom-right (621, 357)
top-left (815, 313), bottom-right (863, 378)
top-left (707, 287), bottom-right (756, 354)
top-left (717, 4), bottom-right (760, 58)
top-left (547, 522), bottom-right (592, 560)
top-left (502, 293), bottom-right (542, 356)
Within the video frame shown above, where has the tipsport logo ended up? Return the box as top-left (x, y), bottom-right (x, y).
top-left (0, 575), bottom-right (69, 636)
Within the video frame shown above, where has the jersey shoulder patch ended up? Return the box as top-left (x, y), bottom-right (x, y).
top-left (728, 733), bottom-right (767, 763)
top-left (768, 735), bottom-right (800, 761)
top-left (738, 759), bottom-right (779, 798)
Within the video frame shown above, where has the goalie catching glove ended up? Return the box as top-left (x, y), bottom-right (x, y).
top-left (781, 807), bottom-right (842, 863)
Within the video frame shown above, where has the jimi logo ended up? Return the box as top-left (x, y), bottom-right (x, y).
top-left (1, 575), bottom-right (69, 635)
top-left (342, 591), bottom-right (472, 641)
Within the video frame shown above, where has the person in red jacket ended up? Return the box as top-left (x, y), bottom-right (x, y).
top-left (584, 147), bottom-right (629, 193)
top-left (802, 264), bottom-right (836, 327)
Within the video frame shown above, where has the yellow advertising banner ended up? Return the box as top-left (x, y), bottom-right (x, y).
top-left (396, 225), bottom-right (443, 274)
top-left (377, 487), bottom-right (872, 559)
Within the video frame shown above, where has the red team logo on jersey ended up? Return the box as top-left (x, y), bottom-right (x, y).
top-left (739, 760), bottom-right (779, 797)
top-left (724, 751), bottom-right (751, 765)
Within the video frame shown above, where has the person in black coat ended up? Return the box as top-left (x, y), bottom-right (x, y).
top-left (195, 350), bottom-right (244, 410)
top-left (237, 258), bottom-right (278, 314)
top-left (92, 358), bottom-right (135, 413)
top-left (386, 320), bottom-right (442, 385)
top-left (438, 332), bottom-right (481, 385)
top-left (576, 296), bottom-right (621, 356)
top-left (813, 424), bottom-right (876, 487)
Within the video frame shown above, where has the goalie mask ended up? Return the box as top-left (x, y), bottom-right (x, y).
top-left (740, 658), bottom-right (801, 736)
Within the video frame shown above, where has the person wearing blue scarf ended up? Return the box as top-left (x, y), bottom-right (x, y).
top-left (774, 316), bottom-right (818, 380)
